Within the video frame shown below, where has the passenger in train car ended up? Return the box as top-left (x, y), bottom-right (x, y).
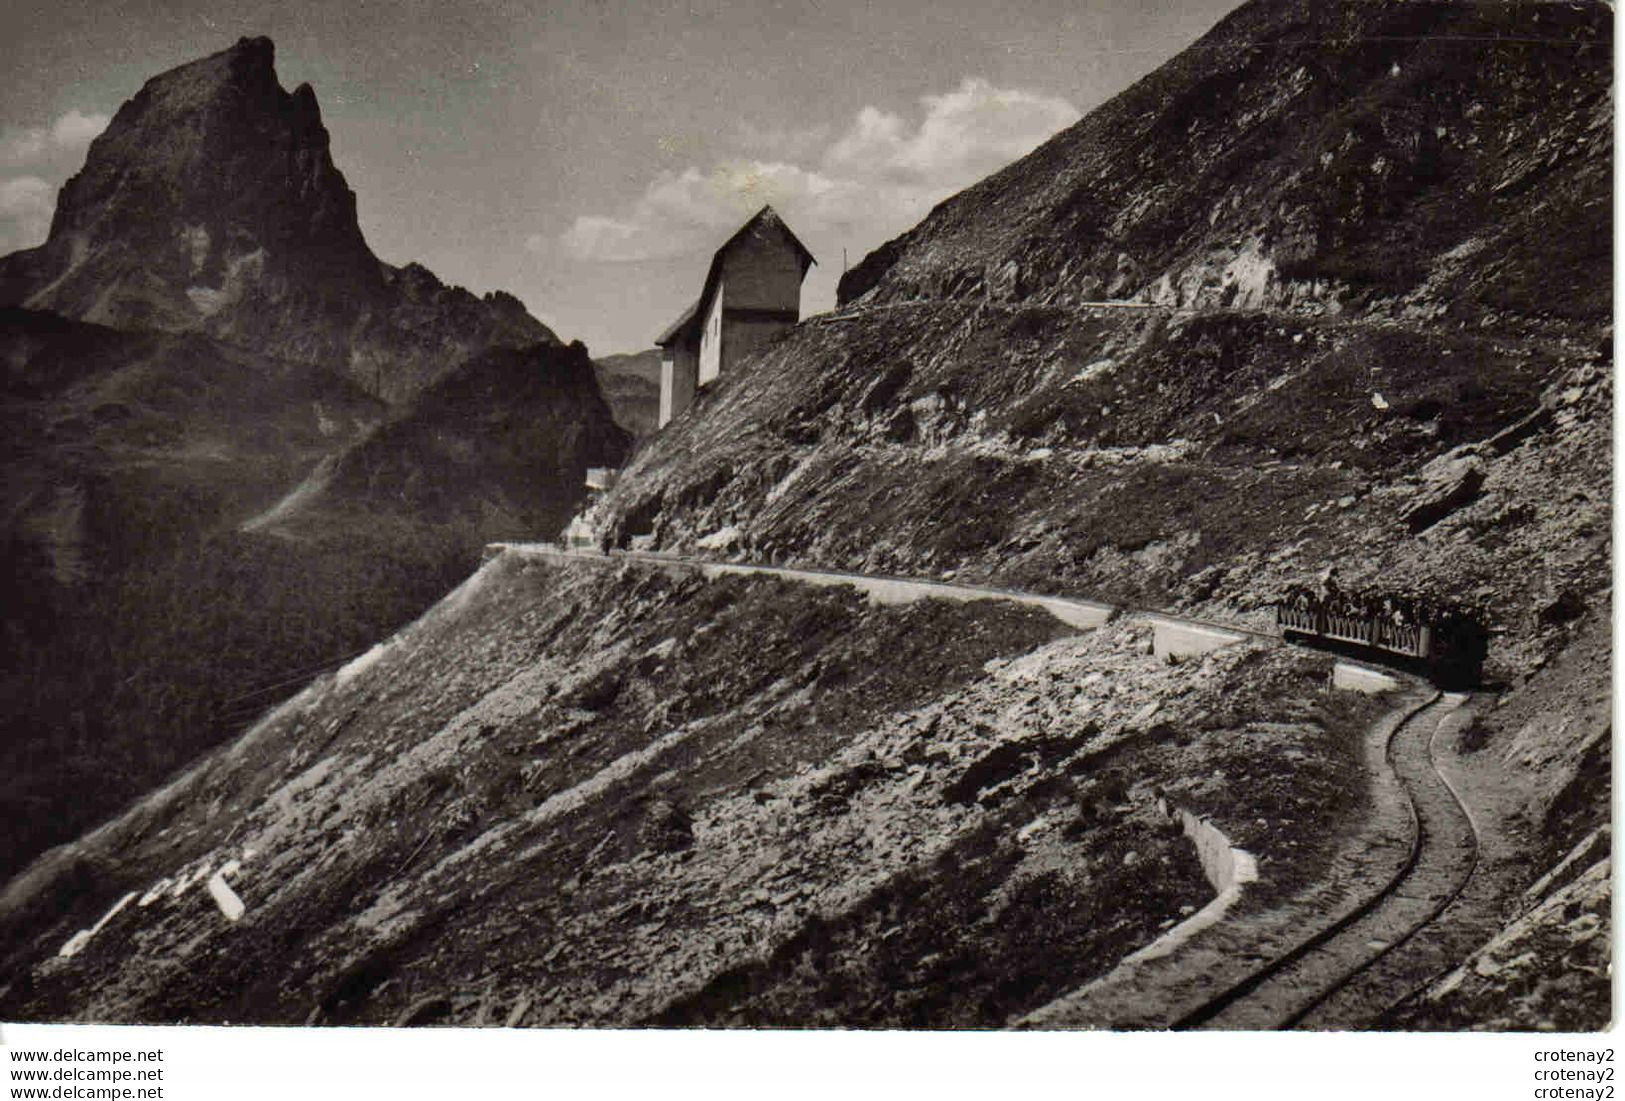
top-left (1389, 596), bottom-right (1407, 627)
top-left (1316, 566), bottom-right (1341, 605)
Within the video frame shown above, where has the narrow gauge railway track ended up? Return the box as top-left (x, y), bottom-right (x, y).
top-left (501, 545), bottom-right (1486, 1029)
top-left (1173, 691), bottom-right (1479, 1030)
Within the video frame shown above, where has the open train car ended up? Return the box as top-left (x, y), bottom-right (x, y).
top-left (1275, 588), bottom-right (1487, 688)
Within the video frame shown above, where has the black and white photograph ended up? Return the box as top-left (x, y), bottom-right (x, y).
top-left (0, 0), bottom-right (1612, 1092)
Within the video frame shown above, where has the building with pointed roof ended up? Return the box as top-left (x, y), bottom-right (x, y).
top-left (655, 206), bottom-right (815, 428)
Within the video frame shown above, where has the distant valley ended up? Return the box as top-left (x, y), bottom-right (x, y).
top-left (593, 349), bottom-right (663, 439)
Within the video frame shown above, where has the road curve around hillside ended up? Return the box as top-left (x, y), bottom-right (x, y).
top-left (492, 543), bottom-right (1484, 1028)
top-left (488, 543), bottom-right (1283, 641)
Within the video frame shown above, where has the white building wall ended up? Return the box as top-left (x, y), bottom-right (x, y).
top-left (658, 354), bottom-right (676, 426)
top-left (698, 281), bottom-right (724, 387)
top-left (658, 343), bottom-right (700, 427)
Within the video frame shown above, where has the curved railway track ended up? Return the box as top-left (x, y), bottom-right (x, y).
top-left (1172, 690), bottom-right (1480, 1030)
top-left (499, 544), bottom-right (1486, 1029)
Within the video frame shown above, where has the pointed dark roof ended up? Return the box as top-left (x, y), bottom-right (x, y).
top-left (655, 299), bottom-right (699, 346)
top-left (727, 205), bottom-right (815, 272)
top-left (653, 206), bottom-right (816, 346)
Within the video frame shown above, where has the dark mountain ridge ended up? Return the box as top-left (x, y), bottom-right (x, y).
top-left (0, 320), bottom-right (625, 882)
top-left (0, 40), bottom-right (625, 880)
top-left (593, 349), bottom-right (663, 437)
top-left (267, 341), bottom-right (629, 540)
top-left (0, 37), bottom-right (555, 403)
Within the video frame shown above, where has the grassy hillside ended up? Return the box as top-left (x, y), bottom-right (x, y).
top-left (0, 555), bottom-right (1380, 1026)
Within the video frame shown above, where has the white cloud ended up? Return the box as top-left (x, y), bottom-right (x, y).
top-left (556, 78), bottom-right (1079, 267)
top-left (50, 109), bottom-right (110, 150)
top-left (818, 78), bottom-right (1081, 196)
top-left (0, 109), bottom-right (107, 256)
top-left (559, 162), bottom-right (868, 263)
top-left (0, 175), bottom-right (56, 252)
top-left (822, 106), bottom-right (909, 178)
top-left (0, 108), bottom-right (109, 168)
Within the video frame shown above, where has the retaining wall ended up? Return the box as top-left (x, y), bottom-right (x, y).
top-left (1333, 662), bottom-right (1401, 694)
top-left (1149, 616), bottom-right (1248, 661)
top-left (1017, 804), bottom-right (1256, 1026)
top-left (1169, 804), bottom-right (1259, 899)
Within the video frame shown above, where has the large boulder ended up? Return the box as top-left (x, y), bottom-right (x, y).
top-left (1402, 447), bottom-right (1486, 534)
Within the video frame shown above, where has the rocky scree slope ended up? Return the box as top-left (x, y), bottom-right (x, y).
top-left (591, 0), bottom-right (1610, 1028)
top-left (0, 555), bottom-right (1379, 1026)
top-left (0, 37), bottom-right (555, 404)
top-left (838, 0), bottom-right (1609, 322)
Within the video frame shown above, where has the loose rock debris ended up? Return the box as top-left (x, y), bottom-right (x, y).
top-left (4, 559), bottom-right (1380, 1026)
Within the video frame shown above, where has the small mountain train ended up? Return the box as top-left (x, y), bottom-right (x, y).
top-left (1275, 585), bottom-right (1488, 688)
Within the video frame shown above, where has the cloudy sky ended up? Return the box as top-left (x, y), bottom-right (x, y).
top-left (0, 0), bottom-right (1239, 355)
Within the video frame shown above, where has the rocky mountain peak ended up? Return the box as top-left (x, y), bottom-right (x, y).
top-left (43, 36), bottom-right (372, 299)
top-left (0, 38), bottom-right (558, 402)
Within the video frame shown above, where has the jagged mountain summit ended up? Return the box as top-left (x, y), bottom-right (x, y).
top-left (0, 39), bottom-right (626, 882)
top-left (0, 37), bottom-right (554, 403)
